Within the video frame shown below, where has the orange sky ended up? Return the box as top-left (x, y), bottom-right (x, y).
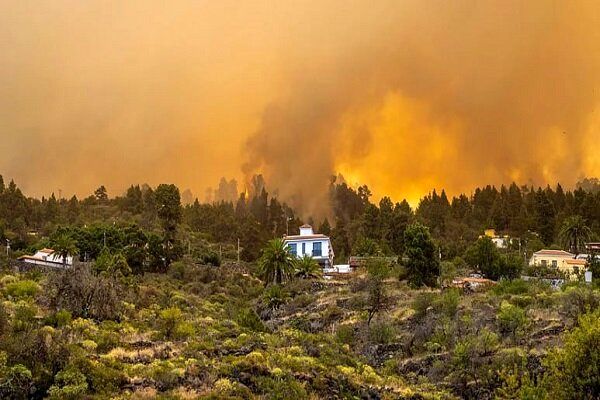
top-left (0, 1), bottom-right (598, 214)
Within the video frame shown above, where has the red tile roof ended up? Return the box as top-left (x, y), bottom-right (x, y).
top-left (533, 250), bottom-right (574, 257)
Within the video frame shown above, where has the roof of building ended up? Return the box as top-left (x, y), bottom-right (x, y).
top-left (564, 259), bottom-right (587, 265)
top-left (283, 234), bottom-right (329, 241)
top-left (38, 248), bottom-right (55, 254)
top-left (299, 224), bottom-right (312, 228)
top-left (533, 249), bottom-right (574, 257)
top-left (17, 255), bottom-right (62, 263)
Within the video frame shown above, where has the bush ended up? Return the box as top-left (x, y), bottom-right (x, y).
top-left (369, 320), bottom-right (396, 345)
top-left (559, 286), bottom-right (600, 324)
top-left (262, 285), bottom-right (290, 310)
top-left (236, 308), bottom-right (266, 332)
top-left (412, 292), bottom-right (435, 321)
top-left (336, 324), bottom-right (357, 345)
top-left (434, 288), bottom-right (460, 317)
top-left (159, 307), bottom-right (184, 339)
top-left (542, 309), bottom-right (600, 399)
top-left (3, 280), bottom-right (40, 299)
top-left (201, 252), bottom-right (221, 267)
top-left (0, 352), bottom-right (33, 399)
top-left (44, 265), bottom-right (124, 321)
top-left (47, 366), bottom-right (88, 400)
top-left (492, 279), bottom-right (530, 296)
top-left (0, 302), bottom-right (7, 335)
top-left (497, 301), bottom-right (527, 340)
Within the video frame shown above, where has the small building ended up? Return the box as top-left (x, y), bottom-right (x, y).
top-left (585, 242), bottom-right (600, 252)
top-left (482, 229), bottom-right (512, 249)
top-left (17, 248), bottom-right (72, 268)
top-left (529, 249), bottom-right (587, 278)
top-left (283, 224), bottom-right (334, 267)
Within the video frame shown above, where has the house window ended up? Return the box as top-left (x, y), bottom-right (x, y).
top-left (551, 260), bottom-right (558, 268)
top-left (288, 243), bottom-right (297, 255)
top-left (312, 241), bottom-right (322, 256)
top-left (302, 242), bottom-right (306, 255)
top-left (541, 260), bottom-right (547, 267)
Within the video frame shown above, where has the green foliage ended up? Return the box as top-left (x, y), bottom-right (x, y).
top-left (259, 238), bottom-right (295, 285)
top-left (412, 292), bottom-right (435, 321)
top-left (366, 259), bottom-right (391, 325)
top-left (50, 233), bottom-right (79, 266)
top-left (542, 309), bottom-right (600, 399)
top-left (368, 320), bottom-right (396, 344)
top-left (0, 302), bottom-right (7, 335)
top-left (0, 352), bottom-right (32, 399)
top-left (294, 255), bottom-right (322, 279)
top-left (3, 279), bottom-right (40, 299)
top-left (497, 301), bottom-right (527, 340)
top-left (558, 215), bottom-right (592, 255)
top-left (236, 308), bottom-right (266, 332)
top-left (353, 237), bottom-right (383, 256)
top-left (465, 237), bottom-right (522, 280)
top-left (159, 307), bottom-right (184, 339)
top-left (262, 284), bottom-right (290, 309)
top-left (435, 288), bottom-right (461, 318)
top-left (403, 222), bottom-right (440, 287)
top-left (47, 366), bottom-right (88, 400)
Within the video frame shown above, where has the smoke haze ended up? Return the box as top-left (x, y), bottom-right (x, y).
top-left (1, 1), bottom-right (599, 215)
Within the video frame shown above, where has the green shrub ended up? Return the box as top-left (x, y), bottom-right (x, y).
top-left (559, 286), bottom-right (600, 324)
top-left (167, 261), bottom-right (186, 280)
top-left (254, 375), bottom-right (308, 400)
top-left (492, 279), bottom-right (530, 296)
top-left (434, 288), bottom-right (460, 317)
top-left (201, 252), bottom-right (221, 267)
top-left (3, 280), bottom-right (40, 299)
top-left (263, 285), bottom-right (290, 309)
top-left (159, 307), bottom-right (184, 339)
top-left (497, 301), bottom-right (527, 340)
top-left (236, 308), bottom-right (266, 332)
top-left (368, 320), bottom-right (396, 345)
top-left (0, 302), bottom-right (7, 335)
top-left (47, 366), bottom-right (88, 400)
top-left (542, 309), bottom-right (600, 399)
top-left (412, 292), bottom-right (435, 321)
top-left (336, 324), bottom-right (356, 345)
top-left (0, 352), bottom-right (32, 399)
top-left (55, 309), bottom-right (72, 327)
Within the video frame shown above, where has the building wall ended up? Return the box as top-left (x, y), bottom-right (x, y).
top-left (285, 238), bottom-right (332, 265)
top-left (529, 253), bottom-right (586, 278)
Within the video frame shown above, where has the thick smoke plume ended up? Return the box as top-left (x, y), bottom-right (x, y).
top-left (0, 1), bottom-right (598, 217)
top-left (244, 0), bottom-right (600, 215)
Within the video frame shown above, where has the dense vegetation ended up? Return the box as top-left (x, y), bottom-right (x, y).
top-left (0, 174), bottom-right (599, 398)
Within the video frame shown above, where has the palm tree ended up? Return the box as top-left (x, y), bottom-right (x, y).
top-left (51, 234), bottom-right (79, 268)
top-left (559, 215), bottom-right (592, 256)
top-left (258, 238), bottom-right (295, 285)
top-left (295, 255), bottom-right (322, 279)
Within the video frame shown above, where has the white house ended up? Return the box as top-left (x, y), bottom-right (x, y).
top-left (18, 248), bottom-right (73, 268)
top-left (481, 229), bottom-right (513, 249)
top-left (283, 224), bottom-right (334, 267)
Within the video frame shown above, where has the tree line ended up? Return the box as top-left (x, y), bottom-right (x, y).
top-left (2, 174), bottom-right (600, 273)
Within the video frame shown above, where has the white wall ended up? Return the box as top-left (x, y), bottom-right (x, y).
top-left (285, 239), bottom-right (330, 260)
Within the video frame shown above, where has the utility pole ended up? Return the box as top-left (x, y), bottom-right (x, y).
top-left (5, 239), bottom-right (10, 257)
top-left (237, 238), bottom-right (240, 264)
top-left (103, 231), bottom-right (107, 248)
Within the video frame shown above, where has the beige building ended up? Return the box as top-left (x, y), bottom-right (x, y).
top-left (529, 249), bottom-right (587, 278)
